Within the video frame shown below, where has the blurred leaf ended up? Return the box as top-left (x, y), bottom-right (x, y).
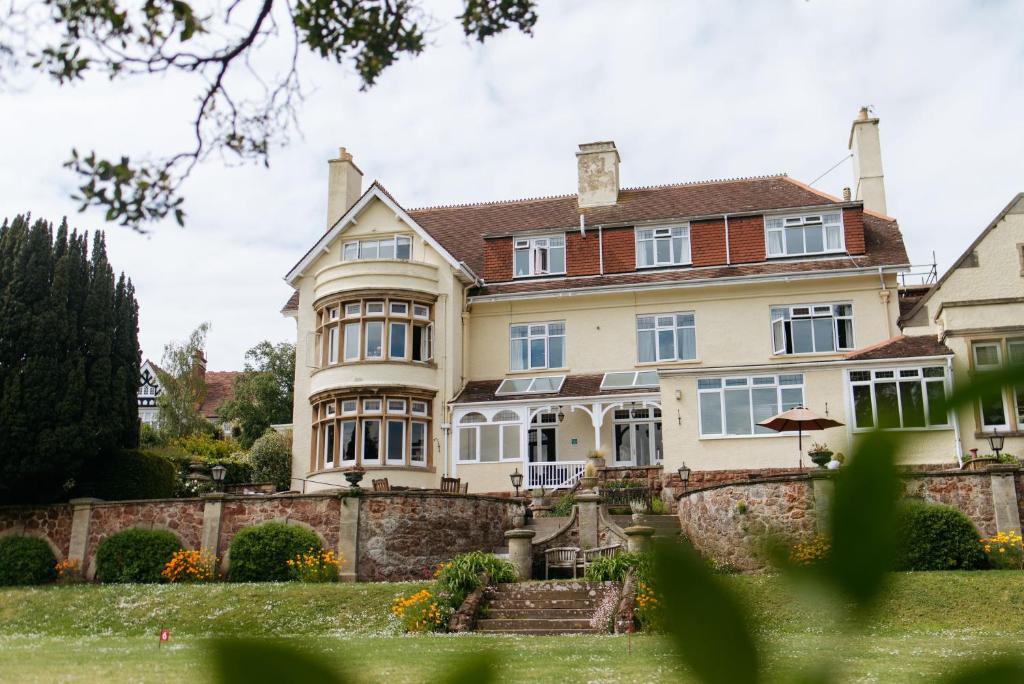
top-left (947, 365), bottom-right (1024, 410)
top-left (434, 652), bottom-right (497, 684)
top-left (825, 430), bottom-right (901, 614)
top-left (654, 541), bottom-right (761, 684)
top-left (940, 658), bottom-right (1024, 683)
top-left (210, 639), bottom-right (344, 684)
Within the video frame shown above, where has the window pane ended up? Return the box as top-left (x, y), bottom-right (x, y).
top-left (656, 238), bottom-right (670, 263)
top-left (410, 422), bottom-right (426, 463)
top-left (344, 323), bottom-right (360, 360)
top-left (386, 420), bottom-right (405, 462)
top-left (699, 393), bottom-right (722, 434)
top-left (974, 343), bottom-right (1001, 367)
top-left (548, 335), bottom-right (565, 368)
top-left (412, 325), bottom-right (424, 362)
top-left (510, 339), bottom-right (528, 370)
top-left (361, 241), bottom-right (378, 259)
top-left (327, 327), bottom-right (338, 364)
top-left (641, 240), bottom-right (654, 267)
top-left (458, 427), bottom-right (476, 461)
top-left (365, 321), bottom-right (383, 358)
top-left (836, 318), bottom-right (853, 349)
top-left (724, 389), bottom-right (752, 435)
top-left (677, 326), bottom-right (696, 360)
top-left (343, 243), bottom-right (358, 260)
top-left (791, 319), bottom-right (814, 354)
top-left (825, 224), bottom-right (842, 250)
top-left (772, 319), bottom-right (786, 354)
top-left (501, 425), bottom-right (520, 460)
top-left (805, 225), bottom-right (824, 253)
top-left (812, 316), bottom-right (835, 352)
top-left (530, 338), bottom-right (546, 368)
top-left (751, 388), bottom-right (778, 435)
top-left (395, 236), bottom-right (411, 260)
top-left (614, 423), bottom-right (632, 463)
top-left (549, 244), bottom-right (565, 273)
top-left (341, 421), bottom-right (357, 461)
top-left (980, 389), bottom-right (1007, 427)
top-left (767, 230), bottom-right (784, 256)
top-left (480, 425), bottom-right (500, 463)
top-left (926, 381), bottom-right (948, 426)
top-left (785, 226), bottom-right (804, 254)
top-left (514, 248), bottom-right (530, 276)
top-left (875, 382), bottom-right (900, 429)
top-left (362, 420), bottom-right (380, 461)
top-left (389, 322), bottom-right (406, 358)
top-left (638, 330), bottom-right (655, 363)
top-left (378, 240), bottom-right (395, 259)
top-left (852, 385), bottom-right (874, 428)
top-left (899, 381), bottom-right (926, 428)
top-left (780, 387), bottom-right (803, 411)
top-left (324, 424), bottom-right (335, 466)
top-left (658, 329), bottom-right (675, 360)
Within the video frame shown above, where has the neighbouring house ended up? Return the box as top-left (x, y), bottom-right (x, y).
top-left (138, 359), bottom-right (163, 428)
top-left (900, 193), bottom-right (1024, 455)
top-left (282, 108), bottom-right (1014, 496)
top-left (137, 353), bottom-right (240, 437)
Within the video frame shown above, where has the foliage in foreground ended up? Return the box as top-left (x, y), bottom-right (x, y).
top-left (95, 528), bottom-right (183, 584)
top-left (0, 536), bottom-right (57, 586)
top-left (228, 522), bottom-right (323, 583)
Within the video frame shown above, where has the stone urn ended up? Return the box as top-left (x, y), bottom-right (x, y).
top-left (586, 449), bottom-right (606, 470)
top-left (343, 468), bottom-right (366, 489)
top-left (580, 476), bottom-right (599, 491)
top-left (808, 450), bottom-right (833, 469)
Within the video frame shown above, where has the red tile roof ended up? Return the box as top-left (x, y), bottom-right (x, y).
top-left (281, 290), bottom-right (299, 313)
top-left (199, 371), bottom-right (241, 419)
top-left (844, 335), bottom-right (951, 361)
top-left (453, 373), bottom-right (657, 404)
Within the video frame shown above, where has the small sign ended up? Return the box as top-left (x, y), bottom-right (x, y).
top-left (159, 627), bottom-right (170, 647)
top-left (570, 437), bottom-right (578, 445)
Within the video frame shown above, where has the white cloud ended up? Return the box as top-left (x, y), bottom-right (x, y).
top-left (1, 0), bottom-right (1022, 367)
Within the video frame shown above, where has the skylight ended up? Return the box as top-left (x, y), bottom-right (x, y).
top-left (495, 375), bottom-right (566, 396)
top-left (600, 371), bottom-right (660, 390)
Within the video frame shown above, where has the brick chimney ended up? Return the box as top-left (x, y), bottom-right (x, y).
top-left (848, 107), bottom-right (887, 215)
top-left (576, 141), bottom-right (620, 209)
top-left (326, 147), bottom-right (363, 228)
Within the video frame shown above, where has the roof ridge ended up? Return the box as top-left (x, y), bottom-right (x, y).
top-left (406, 173), bottom-right (791, 213)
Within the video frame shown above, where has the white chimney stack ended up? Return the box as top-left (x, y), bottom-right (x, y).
top-left (576, 141), bottom-right (620, 209)
top-left (848, 107), bottom-right (887, 215)
top-left (326, 147), bottom-right (363, 228)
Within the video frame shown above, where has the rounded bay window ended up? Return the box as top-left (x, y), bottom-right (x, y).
top-left (311, 389), bottom-right (434, 472)
top-left (314, 291), bottom-right (435, 369)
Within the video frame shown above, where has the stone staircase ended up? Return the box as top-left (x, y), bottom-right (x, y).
top-left (475, 581), bottom-right (609, 635)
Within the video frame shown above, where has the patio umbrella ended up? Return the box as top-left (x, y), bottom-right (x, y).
top-left (757, 406), bottom-right (843, 469)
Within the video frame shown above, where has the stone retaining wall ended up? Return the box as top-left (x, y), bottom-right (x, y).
top-left (0, 492), bottom-right (525, 582)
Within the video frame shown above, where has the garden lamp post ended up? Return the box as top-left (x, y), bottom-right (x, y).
top-left (509, 468), bottom-right (524, 497)
top-left (211, 464), bottom-right (227, 492)
top-left (677, 462), bottom-right (691, 493)
top-left (988, 429), bottom-right (1005, 460)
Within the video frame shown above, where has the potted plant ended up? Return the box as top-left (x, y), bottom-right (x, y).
top-left (343, 466), bottom-right (366, 489)
top-left (807, 442), bottom-right (834, 469)
top-left (629, 498), bottom-right (648, 523)
top-left (586, 448), bottom-right (606, 470)
top-left (580, 462), bottom-right (599, 491)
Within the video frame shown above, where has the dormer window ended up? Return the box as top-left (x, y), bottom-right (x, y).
top-left (765, 212), bottom-right (843, 258)
top-left (636, 225), bottom-right (691, 268)
top-left (514, 235), bottom-right (565, 277)
top-left (342, 235), bottom-right (412, 261)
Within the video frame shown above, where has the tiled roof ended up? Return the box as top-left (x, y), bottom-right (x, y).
top-left (897, 285), bottom-right (931, 321)
top-left (199, 371), bottom-right (241, 419)
top-left (844, 335), bottom-right (951, 361)
top-left (281, 290), bottom-right (299, 313)
top-left (470, 214), bottom-right (906, 297)
top-left (408, 175), bottom-right (852, 276)
top-left (453, 373), bottom-right (657, 404)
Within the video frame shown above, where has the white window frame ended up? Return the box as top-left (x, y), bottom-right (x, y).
top-left (361, 418), bottom-right (381, 463)
top-left (635, 225), bottom-right (691, 268)
top-left (698, 374), bottom-right (805, 438)
top-left (771, 303), bottom-right (854, 355)
top-left (973, 341), bottom-right (1011, 430)
top-left (848, 366), bottom-right (951, 432)
top-left (513, 234), bottom-right (566, 277)
top-left (612, 406), bottom-right (663, 466)
top-left (510, 321), bottom-right (566, 371)
top-left (389, 320), bottom-right (408, 360)
top-left (495, 375), bottom-right (567, 396)
top-left (637, 313), bottom-right (697, 363)
top-left (385, 419), bottom-right (407, 464)
top-left (455, 410), bottom-right (525, 463)
top-left (327, 327), bottom-right (339, 365)
top-left (765, 211), bottom-right (844, 258)
top-left (410, 421), bottom-right (428, 464)
top-left (341, 235), bottom-right (412, 262)
top-left (412, 322), bottom-right (433, 363)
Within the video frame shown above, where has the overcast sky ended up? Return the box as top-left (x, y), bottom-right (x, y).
top-left (2, 0), bottom-right (1022, 370)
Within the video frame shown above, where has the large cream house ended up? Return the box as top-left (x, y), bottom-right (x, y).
top-left (283, 110), bottom-right (1017, 495)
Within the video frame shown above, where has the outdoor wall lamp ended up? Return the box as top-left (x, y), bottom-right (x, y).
top-left (988, 429), bottom-right (1005, 459)
top-left (211, 464), bottom-right (227, 492)
top-left (677, 462), bottom-right (691, 492)
top-left (509, 468), bottom-right (524, 497)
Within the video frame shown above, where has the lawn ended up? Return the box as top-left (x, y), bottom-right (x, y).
top-left (1, 572), bottom-right (1022, 683)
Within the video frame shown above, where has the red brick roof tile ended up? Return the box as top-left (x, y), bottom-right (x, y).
top-left (199, 371), bottom-right (241, 419)
top-left (844, 335), bottom-right (951, 361)
top-left (281, 290), bottom-right (299, 313)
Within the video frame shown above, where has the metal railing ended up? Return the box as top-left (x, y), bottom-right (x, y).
top-left (600, 484), bottom-right (653, 509)
top-left (526, 461), bottom-right (586, 490)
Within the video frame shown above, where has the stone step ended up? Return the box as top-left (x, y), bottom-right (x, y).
top-left (485, 608), bottom-right (595, 619)
top-left (475, 627), bottom-right (602, 636)
top-left (477, 618), bottom-right (596, 631)
top-left (486, 590), bottom-right (599, 602)
top-left (486, 598), bottom-right (597, 610)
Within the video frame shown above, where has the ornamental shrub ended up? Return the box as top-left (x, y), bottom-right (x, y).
top-left (584, 551), bottom-right (652, 583)
top-left (434, 551), bottom-right (518, 610)
top-left (161, 549), bottom-right (217, 583)
top-left (94, 528), bottom-right (183, 583)
top-left (228, 522), bottom-right (322, 582)
top-left (0, 536), bottom-right (57, 586)
top-left (894, 500), bottom-right (987, 571)
top-left (550, 493), bottom-right (576, 516)
top-left (249, 431), bottom-right (292, 491)
top-left (92, 449), bottom-right (178, 501)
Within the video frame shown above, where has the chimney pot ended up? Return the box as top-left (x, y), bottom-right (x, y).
top-left (576, 141), bottom-right (621, 209)
top-left (842, 187), bottom-right (852, 201)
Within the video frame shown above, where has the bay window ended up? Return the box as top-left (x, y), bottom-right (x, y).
top-left (772, 304), bottom-right (853, 354)
top-left (312, 393), bottom-right (432, 470)
top-left (514, 235), bottom-right (566, 277)
top-left (510, 321), bottom-right (565, 370)
top-left (698, 374), bottom-right (804, 437)
top-left (766, 212), bottom-right (844, 257)
top-left (637, 313), bottom-right (696, 363)
top-left (636, 225), bottom-right (691, 267)
top-left (316, 296), bottom-right (434, 367)
top-left (848, 367), bottom-right (949, 430)
top-left (342, 235), bottom-right (412, 261)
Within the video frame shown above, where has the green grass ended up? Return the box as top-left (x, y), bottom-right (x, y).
top-left (1, 572), bottom-right (1023, 683)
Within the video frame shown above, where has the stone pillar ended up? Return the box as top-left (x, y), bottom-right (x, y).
top-left (68, 498), bottom-right (100, 578)
top-left (200, 493), bottom-right (225, 559)
top-left (988, 465), bottom-right (1022, 534)
top-left (576, 491), bottom-right (601, 549)
top-left (505, 528), bottom-right (536, 580)
top-left (337, 494), bottom-right (360, 582)
top-left (623, 525), bottom-right (655, 553)
top-left (809, 471), bottom-right (835, 535)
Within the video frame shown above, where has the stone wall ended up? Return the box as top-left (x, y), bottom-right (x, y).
top-left (903, 472), bottom-right (996, 535)
top-left (0, 491), bottom-right (525, 582)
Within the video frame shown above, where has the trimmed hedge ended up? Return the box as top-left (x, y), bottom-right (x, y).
top-left (0, 536), bottom-right (57, 586)
top-left (93, 449), bottom-right (178, 501)
top-left (94, 528), bottom-right (183, 583)
top-left (895, 500), bottom-right (987, 571)
top-left (228, 522), bottom-right (322, 582)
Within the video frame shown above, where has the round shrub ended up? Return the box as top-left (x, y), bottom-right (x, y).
top-left (0, 536), bottom-right (57, 586)
top-left (228, 522), bottom-right (322, 582)
top-left (94, 528), bottom-right (183, 583)
top-left (894, 500), bottom-right (987, 571)
top-left (248, 432), bottom-right (292, 491)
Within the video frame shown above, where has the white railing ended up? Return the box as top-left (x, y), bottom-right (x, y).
top-left (526, 461), bottom-right (586, 490)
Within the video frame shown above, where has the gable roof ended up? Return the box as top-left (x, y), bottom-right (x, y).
top-left (284, 182), bottom-right (476, 285)
top-left (900, 193), bottom-right (1024, 325)
top-left (199, 371), bottom-right (241, 419)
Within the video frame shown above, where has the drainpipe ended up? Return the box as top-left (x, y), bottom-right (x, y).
top-left (598, 224), bottom-right (604, 274)
top-left (878, 266), bottom-right (893, 338)
top-left (948, 355), bottom-right (964, 467)
top-left (723, 213), bottom-right (732, 265)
